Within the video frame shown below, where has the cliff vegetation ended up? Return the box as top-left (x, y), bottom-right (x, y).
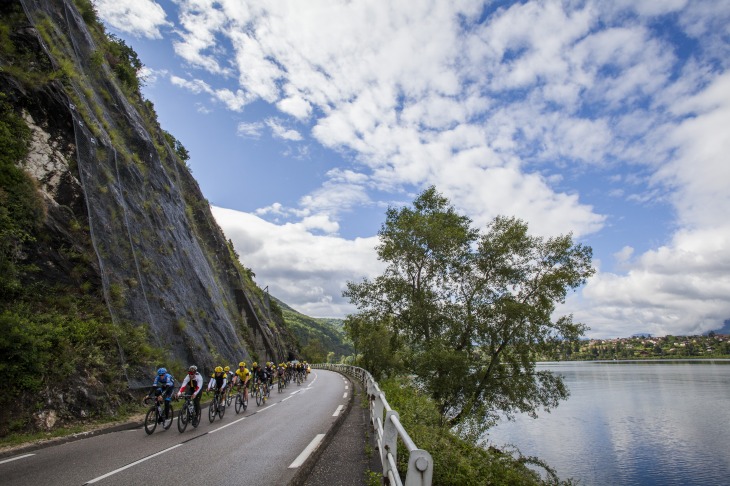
top-left (0, 0), bottom-right (298, 437)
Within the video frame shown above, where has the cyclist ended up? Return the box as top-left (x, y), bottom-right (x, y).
top-left (208, 366), bottom-right (228, 404)
top-left (177, 365), bottom-right (204, 417)
top-left (234, 361), bottom-right (251, 402)
top-left (266, 362), bottom-right (276, 389)
top-left (252, 362), bottom-right (268, 398)
top-left (149, 367), bottom-right (175, 422)
top-left (274, 363), bottom-right (285, 389)
top-left (296, 361), bottom-right (304, 381)
top-left (224, 365), bottom-right (234, 398)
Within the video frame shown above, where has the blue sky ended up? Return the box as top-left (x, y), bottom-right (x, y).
top-left (95, 0), bottom-right (730, 338)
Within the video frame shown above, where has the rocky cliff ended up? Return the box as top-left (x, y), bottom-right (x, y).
top-left (0, 0), bottom-right (296, 431)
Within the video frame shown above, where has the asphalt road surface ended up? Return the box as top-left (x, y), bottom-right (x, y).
top-left (0, 370), bottom-right (350, 485)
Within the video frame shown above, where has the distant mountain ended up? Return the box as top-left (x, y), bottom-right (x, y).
top-left (273, 297), bottom-right (353, 360)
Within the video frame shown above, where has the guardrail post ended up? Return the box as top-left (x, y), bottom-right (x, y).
top-left (372, 391), bottom-right (385, 428)
top-left (383, 410), bottom-right (399, 482)
top-left (405, 449), bottom-right (433, 486)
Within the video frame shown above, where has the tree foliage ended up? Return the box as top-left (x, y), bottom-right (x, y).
top-left (344, 187), bottom-right (594, 433)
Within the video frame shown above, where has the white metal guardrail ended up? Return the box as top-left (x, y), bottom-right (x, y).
top-left (314, 364), bottom-right (433, 486)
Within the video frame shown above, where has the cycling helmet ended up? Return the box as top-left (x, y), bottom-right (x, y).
top-left (215, 366), bottom-right (223, 373)
top-left (239, 362), bottom-right (246, 367)
top-left (157, 367), bottom-right (167, 375)
top-left (252, 362), bottom-right (257, 367)
top-left (188, 365), bottom-right (198, 374)
top-left (224, 366), bottom-right (230, 372)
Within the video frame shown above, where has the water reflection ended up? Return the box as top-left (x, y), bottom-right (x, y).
top-left (484, 361), bottom-right (730, 486)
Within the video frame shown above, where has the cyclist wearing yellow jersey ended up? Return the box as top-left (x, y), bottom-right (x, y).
top-left (234, 361), bottom-right (251, 402)
top-left (207, 366), bottom-right (228, 404)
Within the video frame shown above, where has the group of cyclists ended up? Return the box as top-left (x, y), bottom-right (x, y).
top-left (148, 360), bottom-right (311, 425)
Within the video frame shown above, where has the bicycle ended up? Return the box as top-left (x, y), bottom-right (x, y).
top-left (144, 394), bottom-right (174, 435)
top-left (234, 382), bottom-right (248, 414)
top-left (252, 380), bottom-right (267, 406)
top-left (277, 375), bottom-right (284, 393)
top-left (225, 383), bottom-right (234, 407)
top-left (208, 389), bottom-right (226, 422)
top-left (177, 394), bottom-right (201, 433)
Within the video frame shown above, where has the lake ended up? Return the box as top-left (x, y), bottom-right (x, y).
top-left (483, 360), bottom-right (730, 486)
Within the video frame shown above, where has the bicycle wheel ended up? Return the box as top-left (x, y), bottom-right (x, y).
top-left (235, 394), bottom-right (243, 414)
top-left (178, 404), bottom-right (189, 433)
top-left (219, 399), bottom-right (225, 419)
top-left (278, 379), bottom-right (283, 393)
top-left (226, 390), bottom-right (233, 407)
top-left (163, 402), bottom-right (174, 430)
top-left (266, 383), bottom-right (271, 398)
top-left (144, 406), bottom-right (158, 435)
top-left (255, 386), bottom-right (262, 406)
top-left (209, 398), bottom-right (217, 423)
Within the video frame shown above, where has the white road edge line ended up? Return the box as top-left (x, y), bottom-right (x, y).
top-left (333, 404), bottom-right (344, 417)
top-left (85, 444), bottom-right (182, 483)
top-left (208, 416), bottom-right (245, 433)
top-left (257, 403), bottom-right (277, 412)
top-left (0, 454), bottom-right (34, 465)
top-left (288, 433), bottom-right (326, 469)
top-left (290, 390), bottom-right (301, 395)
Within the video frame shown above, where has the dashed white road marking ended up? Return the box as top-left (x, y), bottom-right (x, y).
top-left (256, 403), bottom-right (277, 412)
top-left (208, 416), bottom-right (245, 434)
top-left (0, 454), bottom-right (34, 465)
top-left (333, 404), bottom-right (344, 417)
top-left (288, 434), bottom-right (326, 469)
top-left (85, 444), bottom-right (182, 483)
top-left (343, 392), bottom-right (348, 399)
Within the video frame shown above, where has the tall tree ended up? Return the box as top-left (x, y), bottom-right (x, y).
top-left (344, 187), bottom-right (594, 435)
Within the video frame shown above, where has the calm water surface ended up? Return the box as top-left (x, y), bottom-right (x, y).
top-left (484, 360), bottom-right (730, 486)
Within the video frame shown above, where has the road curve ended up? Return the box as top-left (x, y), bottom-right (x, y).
top-left (0, 370), bottom-right (350, 486)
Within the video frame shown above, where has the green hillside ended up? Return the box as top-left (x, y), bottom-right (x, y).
top-left (274, 297), bottom-right (352, 363)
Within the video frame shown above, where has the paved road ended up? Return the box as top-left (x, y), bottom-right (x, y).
top-left (0, 370), bottom-right (350, 485)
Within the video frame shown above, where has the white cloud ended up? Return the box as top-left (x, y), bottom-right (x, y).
top-left (237, 121), bottom-right (264, 138)
top-left (563, 73), bottom-right (730, 338)
top-left (113, 0), bottom-right (730, 334)
top-left (95, 0), bottom-right (170, 38)
top-left (211, 206), bottom-right (384, 317)
top-left (170, 75), bottom-right (212, 94)
top-left (265, 118), bottom-right (303, 141)
top-left (277, 95), bottom-right (312, 120)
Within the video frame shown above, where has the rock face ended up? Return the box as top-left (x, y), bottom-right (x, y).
top-left (2, 0), bottom-right (295, 387)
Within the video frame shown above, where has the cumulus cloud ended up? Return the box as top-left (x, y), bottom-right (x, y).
top-left (265, 118), bottom-right (303, 141)
top-left (109, 0), bottom-right (730, 335)
top-left (237, 121), bottom-right (264, 139)
top-left (95, 0), bottom-right (170, 38)
top-left (562, 72), bottom-right (730, 338)
top-left (211, 206), bottom-right (384, 317)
